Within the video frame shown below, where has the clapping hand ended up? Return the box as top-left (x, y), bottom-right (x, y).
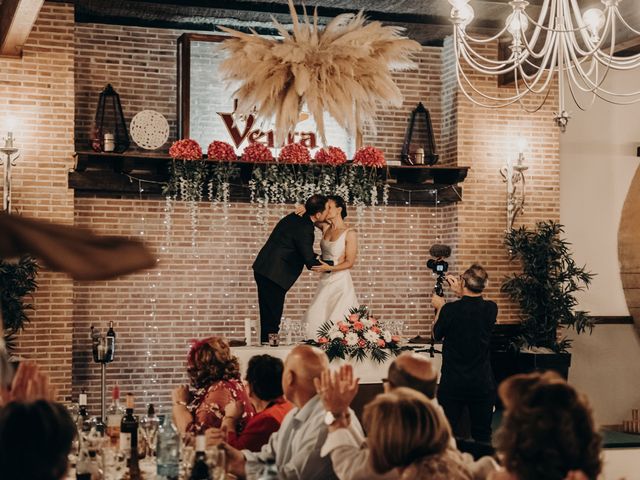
top-left (0, 362), bottom-right (54, 406)
top-left (314, 364), bottom-right (359, 415)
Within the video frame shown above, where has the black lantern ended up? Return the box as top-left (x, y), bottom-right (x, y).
top-left (401, 102), bottom-right (438, 166)
top-left (90, 84), bottom-right (130, 153)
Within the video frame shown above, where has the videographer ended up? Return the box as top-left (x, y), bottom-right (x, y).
top-left (431, 264), bottom-right (497, 445)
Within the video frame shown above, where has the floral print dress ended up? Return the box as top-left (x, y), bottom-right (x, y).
top-left (186, 378), bottom-right (255, 435)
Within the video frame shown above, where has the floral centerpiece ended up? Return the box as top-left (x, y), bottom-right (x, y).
top-left (353, 146), bottom-right (386, 168)
top-left (207, 140), bottom-right (239, 204)
top-left (314, 146), bottom-right (347, 166)
top-left (278, 143), bottom-right (311, 164)
top-left (309, 305), bottom-right (402, 363)
top-left (242, 142), bottom-right (274, 163)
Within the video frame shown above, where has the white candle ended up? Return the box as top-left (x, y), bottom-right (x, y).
top-left (244, 318), bottom-right (252, 346)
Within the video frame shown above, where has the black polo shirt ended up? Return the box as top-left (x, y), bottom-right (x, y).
top-left (433, 295), bottom-right (498, 395)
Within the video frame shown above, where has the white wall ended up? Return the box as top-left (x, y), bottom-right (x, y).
top-left (560, 70), bottom-right (640, 315)
top-left (560, 70), bottom-right (640, 425)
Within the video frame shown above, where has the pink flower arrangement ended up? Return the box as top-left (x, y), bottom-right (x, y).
top-left (278, 143), bottom-right (311, 164)
top-left (242, 142), bottom-right (274, 163)
top-left (311, 306), bottom-right (401, 364)
top-left (353, 146), bottom-right (385, 168)
top-left (314, 146), bottom-right (348, 166)
top-left (207, 140), bottom-right (237, 162)
top-left (169, 139), bottom-right (203, 161)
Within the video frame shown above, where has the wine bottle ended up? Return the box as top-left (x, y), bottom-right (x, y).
top-left (189, 435), bottom-right (211, 480)
top-left (77, 389), bottom-right (91, 433)
top-left (106, 385), bottom-right (124, 446)
top-left (120, 394), bottom-right (138, 463)
top-left (76, 432), bottom-right (91, 480)
top-left (156, 413), bottom-right (180, 480)
top-left (90, 326), bottom-right (100, 363)
top-left (106, 321), bottom-right (116, 362)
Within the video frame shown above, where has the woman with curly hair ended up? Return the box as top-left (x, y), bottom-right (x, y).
top-left (172, 336), bottom-right (254, 436)
top-left (489, 372), bottom-right (602, 480)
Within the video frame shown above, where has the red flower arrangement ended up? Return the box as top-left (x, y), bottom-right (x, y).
top-left (353, 146), bottom-right (385, 168)
top-left (314, 146), bottom-right (347, 166)
top-left (207, 140), bottom-right (237, 162)
top-left (278, 143), bottom-right (311, 164)
top-left (242, 142), bottom-right (274, 163)
top-left (169, 139), bottom-right (203, 161)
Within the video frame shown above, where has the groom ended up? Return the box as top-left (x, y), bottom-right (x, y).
top-left (253, 194), bottom-right (329, 344)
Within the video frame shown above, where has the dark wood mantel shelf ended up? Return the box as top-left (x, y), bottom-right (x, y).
top-left (69, 151), bottom-right (469, 206)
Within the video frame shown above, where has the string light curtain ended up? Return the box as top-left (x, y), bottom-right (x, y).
top-left (448, 0), bottom-right (640, 131)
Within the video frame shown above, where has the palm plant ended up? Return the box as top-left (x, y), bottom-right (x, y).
top-left (502, 221), bottom-right (594, 353)
top-left (0, 256), bottom-right (38, 352)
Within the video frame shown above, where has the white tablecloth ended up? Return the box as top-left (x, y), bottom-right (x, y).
top-left (233, 345), bottom-right (442, 384)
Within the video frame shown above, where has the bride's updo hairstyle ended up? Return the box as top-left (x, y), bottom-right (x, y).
top-left (328, 195), bottom-right (347, 219)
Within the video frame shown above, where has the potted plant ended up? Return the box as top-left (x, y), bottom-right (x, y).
top-left (0, 256), bottom-right (38, 353)
top-left (500, 220), bottom-right (594, 379)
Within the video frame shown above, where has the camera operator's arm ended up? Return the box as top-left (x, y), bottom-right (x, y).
top-left (431, 295), bottom-right (448, 340)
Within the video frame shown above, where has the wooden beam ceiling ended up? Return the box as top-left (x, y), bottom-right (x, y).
top-left (0, 0), bottom-right (44, 57)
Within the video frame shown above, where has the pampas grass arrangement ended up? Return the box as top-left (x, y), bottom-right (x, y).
top-left (218, 0), bottom-right (421, 146)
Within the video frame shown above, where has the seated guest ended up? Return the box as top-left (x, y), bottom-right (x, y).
top-left (320, 355), bottom-right (497, 480)
top-left (172, 336), bottom-right (254, 436)
top-left (207, 354), bottom-right (294, 451)
top-left (432, 264), bottom-right (497, 443)
top-left (0, 400), bottom-right (76, 480)
top-left (489, 372), bottom-right (602, 480)
top-left (221, 345), bottom-right (363, 480)
top-left (365, 387), bottom-right (472, 480)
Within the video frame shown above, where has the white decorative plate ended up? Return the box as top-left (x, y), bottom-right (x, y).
top-left (130, 110), bottom-right (170, 150)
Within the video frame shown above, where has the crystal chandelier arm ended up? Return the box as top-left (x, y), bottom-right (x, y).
top-left (514, 67), bottom-right (554, 113)
top-left (458, 39), bottom-right (524, 72)
top-left (616, 8), bottom-right (640, 36)
top-left (519, 0), bottom-right (554, 54)
top-left (454, 24), bottom-right (511, 44)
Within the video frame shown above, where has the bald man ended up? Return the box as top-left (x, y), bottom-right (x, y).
top-left (223, 345), bottom-right (363, 480)
top-left (320, 353), bottom-right (497, 480)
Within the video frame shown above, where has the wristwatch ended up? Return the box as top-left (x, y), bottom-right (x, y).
top-left (324, 410), bottom-right (349, 426)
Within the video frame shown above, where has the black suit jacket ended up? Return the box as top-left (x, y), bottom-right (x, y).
top-left (252, 213), bottom-right (320, 291)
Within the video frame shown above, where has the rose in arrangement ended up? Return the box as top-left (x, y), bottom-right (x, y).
top-left (353, 146), bottom-right (386, 168)
top-left (169, 139), bottom-right (203, 161)
top-left (309, 305), bottom-right (402, 363)
top-left (207, 140), bottom-right (237, 162)
top-left (278, 143), bottom-right (311, 164)
top-left (314, 146), bottom-right (347, 166)
top-left (242, 142), bottom-right (274, 163)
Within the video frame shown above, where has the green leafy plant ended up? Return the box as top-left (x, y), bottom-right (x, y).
top-left (501, 221), bottom-right (594, 353)
top-left (0, 256), bottom-right (38, 352)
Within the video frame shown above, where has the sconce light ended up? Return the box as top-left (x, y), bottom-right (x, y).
top-left (500, 139), bottom-right (528, 230)
top-left (0, 131), bottom-right (20, 213)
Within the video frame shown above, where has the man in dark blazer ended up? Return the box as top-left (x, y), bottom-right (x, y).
top-left (253, 194), bottom-right (329, 343)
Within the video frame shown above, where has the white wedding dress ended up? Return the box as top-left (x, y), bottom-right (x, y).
top-left (304, 229), bottom-right (359, 339)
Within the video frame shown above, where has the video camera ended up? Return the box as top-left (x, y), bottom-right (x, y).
top-left (427, 244), bottom-right (451, 297)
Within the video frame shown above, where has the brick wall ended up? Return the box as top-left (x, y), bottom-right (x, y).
top-left (0, 2), bottom-right (76, 401)
top-left (2, 8), bottom-right (560, 410)
top-left (443, 37), bottom-right (561, 321)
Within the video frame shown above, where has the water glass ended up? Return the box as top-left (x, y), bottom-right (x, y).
top-left (208, 447), bottom-right (226, 480)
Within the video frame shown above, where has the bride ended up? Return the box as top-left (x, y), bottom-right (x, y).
top-left (302, 195), bottom-right (359, 339)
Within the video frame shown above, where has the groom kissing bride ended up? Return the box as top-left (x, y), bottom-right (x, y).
top-left (253, 194), bottom-right (359, 344)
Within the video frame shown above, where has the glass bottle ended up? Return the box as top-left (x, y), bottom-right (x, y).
top-left (189, 435), bottom-right (211, 480)
top-left (120, 394), bottom-right (141, 479)
top-left (141, 403), bottom-right (160, 456)
top-left (106, 385), bottom-right (125, 446)
top-left (156, 413), bottom-right (180, 480)
top-left (106, 321), bottom-right (116, 362)
top-left (78, 389), bottom-right (91, 433)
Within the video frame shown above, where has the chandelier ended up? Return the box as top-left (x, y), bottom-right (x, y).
top-left (449, 0), bottom-right (640, 131)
